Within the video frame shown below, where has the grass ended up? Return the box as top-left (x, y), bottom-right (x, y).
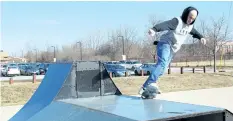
top-left (0, 82), bottom-right (41, 106)
top-left (1, 72), bottom-right (233, 106)
top-left (114, 72), bottom-right (233, 95)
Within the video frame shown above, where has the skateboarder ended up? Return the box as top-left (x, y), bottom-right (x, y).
top-left (139, 6), bottom-right (207, 99)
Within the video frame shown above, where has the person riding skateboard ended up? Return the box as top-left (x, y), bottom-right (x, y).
top-left (139, 6), bottom-right (207, 99)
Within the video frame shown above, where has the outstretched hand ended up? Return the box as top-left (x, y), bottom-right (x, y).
top-left (148, 29), bottom-right (156, 45)
top-left (148, 29), bottom-right (156, 37)
top-left (200, 38), bottom-right (207, 45)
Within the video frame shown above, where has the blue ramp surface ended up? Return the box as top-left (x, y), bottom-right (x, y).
top-left (27, 101), bottom-right (132, 121)
top-left (9, 63), bottom-right (73, 121)
top-left (59, 95), bottom-right (226, 121)
top-left (25, 95), bottom-right (230, 121)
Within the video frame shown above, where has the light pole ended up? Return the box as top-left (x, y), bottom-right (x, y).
top-left (21, 49), bottom-right (24, 58)
top-left (118, 35), bottom-right (126, 60)
top-left (118, 36), bottom-right (125, 55)
top-left (51, 46), bottom-right (56, 62)
top-left (76, 41), bottom-right (82, 60)
top-left (34, 49), bottom-right (37, 62)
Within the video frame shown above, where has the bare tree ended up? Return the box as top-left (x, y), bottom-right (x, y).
top-left (24, 50), bottom-right (33, 62)
top-left (198, 20), bottom-right (211, 62)
top-left (119, 27), bottom-right (139, 59)
top-left (58, 44), bottom-right (77, 61)
top-left (100, 27), bottom-right (139, 61)
top-left (106, 31), bottom-right (122, 60)
top-left (142, 15), bottom-right (164, 62)
top-left (201, 15), bottom-right (232, 72)
top-left (86, 31), bottom-right (104, 54)
top-left (37, 50), bottom-right (50, 62)
top-left (96, 42), bottom-right (113, 59)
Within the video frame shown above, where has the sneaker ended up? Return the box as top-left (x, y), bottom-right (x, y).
top-left (148, 83), bottom-right (161, 94)
top-left (138, 87), bottom-right (145, 95)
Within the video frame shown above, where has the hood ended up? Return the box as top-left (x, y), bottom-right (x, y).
top-left (181, 6), bottom-right (199, 25)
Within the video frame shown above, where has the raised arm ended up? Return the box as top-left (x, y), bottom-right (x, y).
top-left (190, 27), bottom-right (207, 45)
top-left (190, 27), bottom-right (204, 40)
top-left (151, 17), bottom-right (178, 32)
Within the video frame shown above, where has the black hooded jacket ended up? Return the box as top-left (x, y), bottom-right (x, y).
top-left (151, 6), bottom-right (204, 40)
top-left (181, 6), bottom-right (199, 25)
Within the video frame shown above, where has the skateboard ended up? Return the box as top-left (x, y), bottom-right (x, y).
top-left (140, 85), bottom-right (159, 99)
top-left (141, 90), bottom-right (157, 99)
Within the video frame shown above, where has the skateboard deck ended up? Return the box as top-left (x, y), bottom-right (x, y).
top-left (141, 89), bottom-right (157, 99)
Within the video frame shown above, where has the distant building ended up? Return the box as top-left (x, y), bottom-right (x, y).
top-left (0, 50), bottom-right (27, 64)
top-left (0, 51), bottom-right (10, 64)
top-left (8, 56), bottom-right (27, 63)
top-left (218, 41), bottom-right (233, 54)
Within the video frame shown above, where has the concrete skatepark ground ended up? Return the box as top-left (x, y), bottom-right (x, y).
top-left (1, 86), bottom-right (233, 121)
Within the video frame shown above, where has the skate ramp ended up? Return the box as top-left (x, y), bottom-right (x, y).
top-left (9, 63), bottom-right (73, 121)
top-left (10, 61), bottom-right (121, 121)
top-left (9, 61), bottom-right (233, 121)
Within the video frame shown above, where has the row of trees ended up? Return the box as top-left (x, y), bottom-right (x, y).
top-left (24, 15), bottom-right (233, 68)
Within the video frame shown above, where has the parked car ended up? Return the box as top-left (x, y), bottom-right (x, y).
top-left (1, 66), bottom-right (20, 77)
top-left (18, 64), bottom-right (29, 74)
top-left (105, 64), bottom-right (131, 77)
top-left (127, 69), bottom-right (135, 76)
top-left (38, 63), bottom-right (50, 74)
top-left (134, 63), bottom-right (156, 75)
top-left (8, 63), bottom-right (18, 67)
top-left (21, 66), bottom-right (40, 76)
top-left (0, 64), bottom-right (6, 72)
top-left (18, 63), bottom-right (29, 68)
top-left (106, 61), bottom-right (120, 64)
top-left (20, 66), bottom-right (28, 75)
top-left (118, 60), bottom-right (127, 68)
top-left (122, 60), bottom-right (142, 70)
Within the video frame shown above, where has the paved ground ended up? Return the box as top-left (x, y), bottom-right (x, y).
top-left (0, 105), bottom-right (23, 121)
top-left (1, 87), bottom-right (232, 121)
top-left (156, 86), bottom-right (233, 112)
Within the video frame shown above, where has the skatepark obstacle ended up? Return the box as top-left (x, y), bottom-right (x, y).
top-left (10, 61), bottom-right (233, 121)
